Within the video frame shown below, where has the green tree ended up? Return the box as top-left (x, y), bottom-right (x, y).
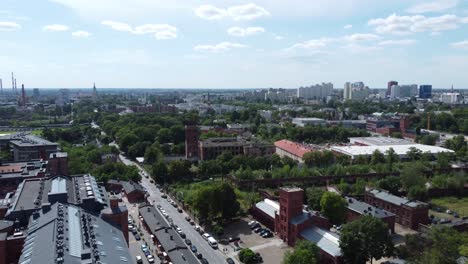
top-left (371, 150), bottom-right (385, 165)
top-left (306, 187), bottom-right (325, 211)
top-left (220, 183), bottom-right (240, 220)
top-left (378, 176), bottom-right (402, 195)
top-left (340, 215), bottom-right (394, 264)
top-left (400, 162), bottom-right (426, 192)
top-left (282, 240), bottom-right (319, 264)
top-left (406, 147), bottom-right (423, 161)
top-left (167, 160), bottom-right (191, 182)
top-left (320, 192), bottom-right (347, 225)
top-left (239, 248), bottom-right (257, 264)
top-left (152, 161), bottom-right (168, 184)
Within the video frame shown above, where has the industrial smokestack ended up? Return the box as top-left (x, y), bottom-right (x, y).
top-left (11, 72), bottom-right (14, 91)
top-left (21, 84), bottom-right (26, 106)
top-left (14, 79), bottom-right (17, 94)
top-left (0, 78), bottom-right (3, 93)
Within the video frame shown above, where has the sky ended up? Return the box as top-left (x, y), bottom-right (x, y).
top-left (1, 0), bottom-right (468, 89)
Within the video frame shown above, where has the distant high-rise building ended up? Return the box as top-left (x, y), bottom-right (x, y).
top-left (92, 82), bottom-right (97, 98)
top-left (297, 83), bottom-right (333, 100)
top-left (33, 88), bottom-right (40, 100)
top-left (344, 82), bottom-right (352, 101)
top-left (387, 81), bottom-right (398, 96)
top-left (390, 84), bottom-right (417, 99)
top-left (419, 85), bottom-right (432, 99)
top-left (440, 93), bottom-right (461, 104)
top-left (352, 82), bottom-right (365, 89)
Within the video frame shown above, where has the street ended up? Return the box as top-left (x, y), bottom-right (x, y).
top-left (119, 154), bottom-right (231, 264)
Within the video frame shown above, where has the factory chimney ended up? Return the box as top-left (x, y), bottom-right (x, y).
top-left (21, 84), bottom-right (26, 106)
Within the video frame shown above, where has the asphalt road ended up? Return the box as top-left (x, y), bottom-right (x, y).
top-left (119, 154), bottom-right (230, 264)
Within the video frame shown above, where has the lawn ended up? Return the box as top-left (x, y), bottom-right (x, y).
top-left (0, 129), bottom-right (42, 136)
top-left (430, 196), bottom-right (468, 217)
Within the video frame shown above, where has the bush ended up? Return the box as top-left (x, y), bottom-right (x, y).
top-left (213, 224), bottom-right (224, 236)
top-left (239, 248), bottom-right (257, 264)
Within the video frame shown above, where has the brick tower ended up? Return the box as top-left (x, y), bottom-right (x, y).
top-left (276, 187), bottom-right (304, 244)
top-left (185, 125), bottom-right (199, 160)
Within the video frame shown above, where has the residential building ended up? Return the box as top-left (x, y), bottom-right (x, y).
top-left (345, 197), bottom-right (395, 233)
top-left (440, 93), bottom-right (462, 104)
top-left (48, 152), bottom-right (69, 176)
top-left (297, 83), bottom-right (334, 100)
top-left (343, 82), bottom-right (352, 101)
top-left (390, 84), bottom-right (418, 99)
top-left (387, 81), bottom-right (398, 96)
top-left (419, 85), bottom-right (432, 99)
top-left (274, 140), bottom-right (313, 163)
top-left (365, 189), bottom-right (429, 230)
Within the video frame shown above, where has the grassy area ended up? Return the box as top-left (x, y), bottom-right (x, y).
top-left (430, 196), bottom-right (468, 217)
top-left (0, 129), bottom-right (42, 136)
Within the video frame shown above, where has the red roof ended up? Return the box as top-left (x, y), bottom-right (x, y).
top-left (274, 139), bottom-right (312, 158)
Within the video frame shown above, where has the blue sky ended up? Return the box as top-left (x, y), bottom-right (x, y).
top-left (1, 0), bottom-right (468, 89)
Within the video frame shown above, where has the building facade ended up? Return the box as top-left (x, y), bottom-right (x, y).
top-left (419, 85), bottom-right (432, 99)
top-left (365, 189), bottom-right (429, 230)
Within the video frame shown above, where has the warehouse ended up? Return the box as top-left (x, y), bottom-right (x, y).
top-left (331, 144), bottom-right (453, 160)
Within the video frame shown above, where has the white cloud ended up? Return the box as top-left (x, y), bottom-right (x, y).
top-left (378, 39), bottom-right (416, 45)
top-left (195, 3), bottom-right (269, 21)
top-left (101, 20), bottom-right (132, 32)
top-left (101, 20), bottom-right (177, 39)
top-left (344, 24), bottom-right (352, 29)
top-left (451, 40), bottom-right (468, 49)
top-left (460, 17), bottom-right (468, 23)
top-left (43, 24), bottom-right (69, 32)
top-left (227, 26), bottom-right (265, 37)
top-left (368, 14), bottom-right (464, 35)
top-left (406, 0), bottom-right (458, 14)
top-left (227, 3), bottom-right (270, 21)
top-left (343, 43), bottom-right (382, 53)
top-left (194, 5), bottom-right (227, 20)
top-left (0, 21), bottom-right (21, 31)
top-left (274, 34), bottom-right (284, 40)
top-left (72, 30), bottom-right (91, 38)
top-left (288, 38), bottom-right (331, 50)
top-left (194, 42), bottom-right (247, 53)
top-left (344, 33), bottom-right (381, 41)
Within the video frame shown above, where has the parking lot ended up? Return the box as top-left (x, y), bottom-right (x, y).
top-left (222, 217), bottom-right (289, 264)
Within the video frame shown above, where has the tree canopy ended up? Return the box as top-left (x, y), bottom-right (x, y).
top-left (320, 192), bottom-right (347, 225)
top-left (282, 240), bottom-right (319, 264)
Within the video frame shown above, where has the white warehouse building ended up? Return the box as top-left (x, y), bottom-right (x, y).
top-left (331, 144), bottom-right (454, 160)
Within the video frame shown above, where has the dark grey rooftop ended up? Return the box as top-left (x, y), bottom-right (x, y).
top-left (18, 203), bottom-right (133, 264)
top-left (6, 175), bottom-right (107, 225)
top-left (8, 133), bottom-right (58, 147)
top-left (346, 197), bottom-right (395, 218)
top-left (368, 189), bottom-right (428, 208)
top-left (301, 226), bottom-right (341, 257)
top-left (108, 180), bottom-right (145, 194)
top-left (0, 161), bottom-right (47, 179)
top-left (139, 205), bottom-right (199, 264)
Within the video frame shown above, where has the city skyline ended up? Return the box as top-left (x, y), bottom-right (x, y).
top-left (1, 0), bottom-right (468, 88)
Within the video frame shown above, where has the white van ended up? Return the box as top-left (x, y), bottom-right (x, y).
top-left (207, 237), bottom-right (218, 249)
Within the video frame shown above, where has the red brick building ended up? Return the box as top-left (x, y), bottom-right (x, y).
top-left (253, 187), bottom-right (342, 264)
top-left (47, 152), bottom-right (69, 176)
top-left (185, 125), bottom-right (200, 160)
top-left (365, 189), bottom-right (429, 230)
top-left (274, 140), bottom-right (313, 163)
top-left (345, 197), bottom-right (396, 233)
top-left (106, 180), bottom-right (146, 203)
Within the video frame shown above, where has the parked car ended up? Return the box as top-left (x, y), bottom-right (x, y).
top-left (201, 258), bottom-right (209, 264)
top-left (248, 220), bottom-right (257, 226)
top-left (177, 208), bottom-right (183, 213)
top-left (196, 252), bottom-right (203, 259)
top-left (262, 232), bottom-right (273, 238)
top-left (229, 236), bottom-right (240, 243)
top-left (251, 223), bottom-right (260, 229)
top-left (208, 237), bottom-right (218, 249)
top-left (190, 245), bottom-right (197, 253)
top-left (202, 233), bottom-right (212, 241)
top-left (185, 239), bottom-right (192, 245)
top-left (179, 232), bottom-right (186, 239)
top-left (259, 229), bottom-right (269, 235)
top-left (255, 253), bottom-right (263, 262)
top-left (190, 220), bottom-right (195, 225)
top-left (134, 234), bottom-right (141, 240)
top-left (161, 194), bottom-right (167, 198)
top-left (194, 225), bottom-right (201, 231)
top-left (226, 258), bottom-right (235, 264)
top-left (136, 256), bottom-right (143, 264)
top-left (254, 227), bottom-right (262, 233)
top-left (185, 216), bottom-right (191, 221)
